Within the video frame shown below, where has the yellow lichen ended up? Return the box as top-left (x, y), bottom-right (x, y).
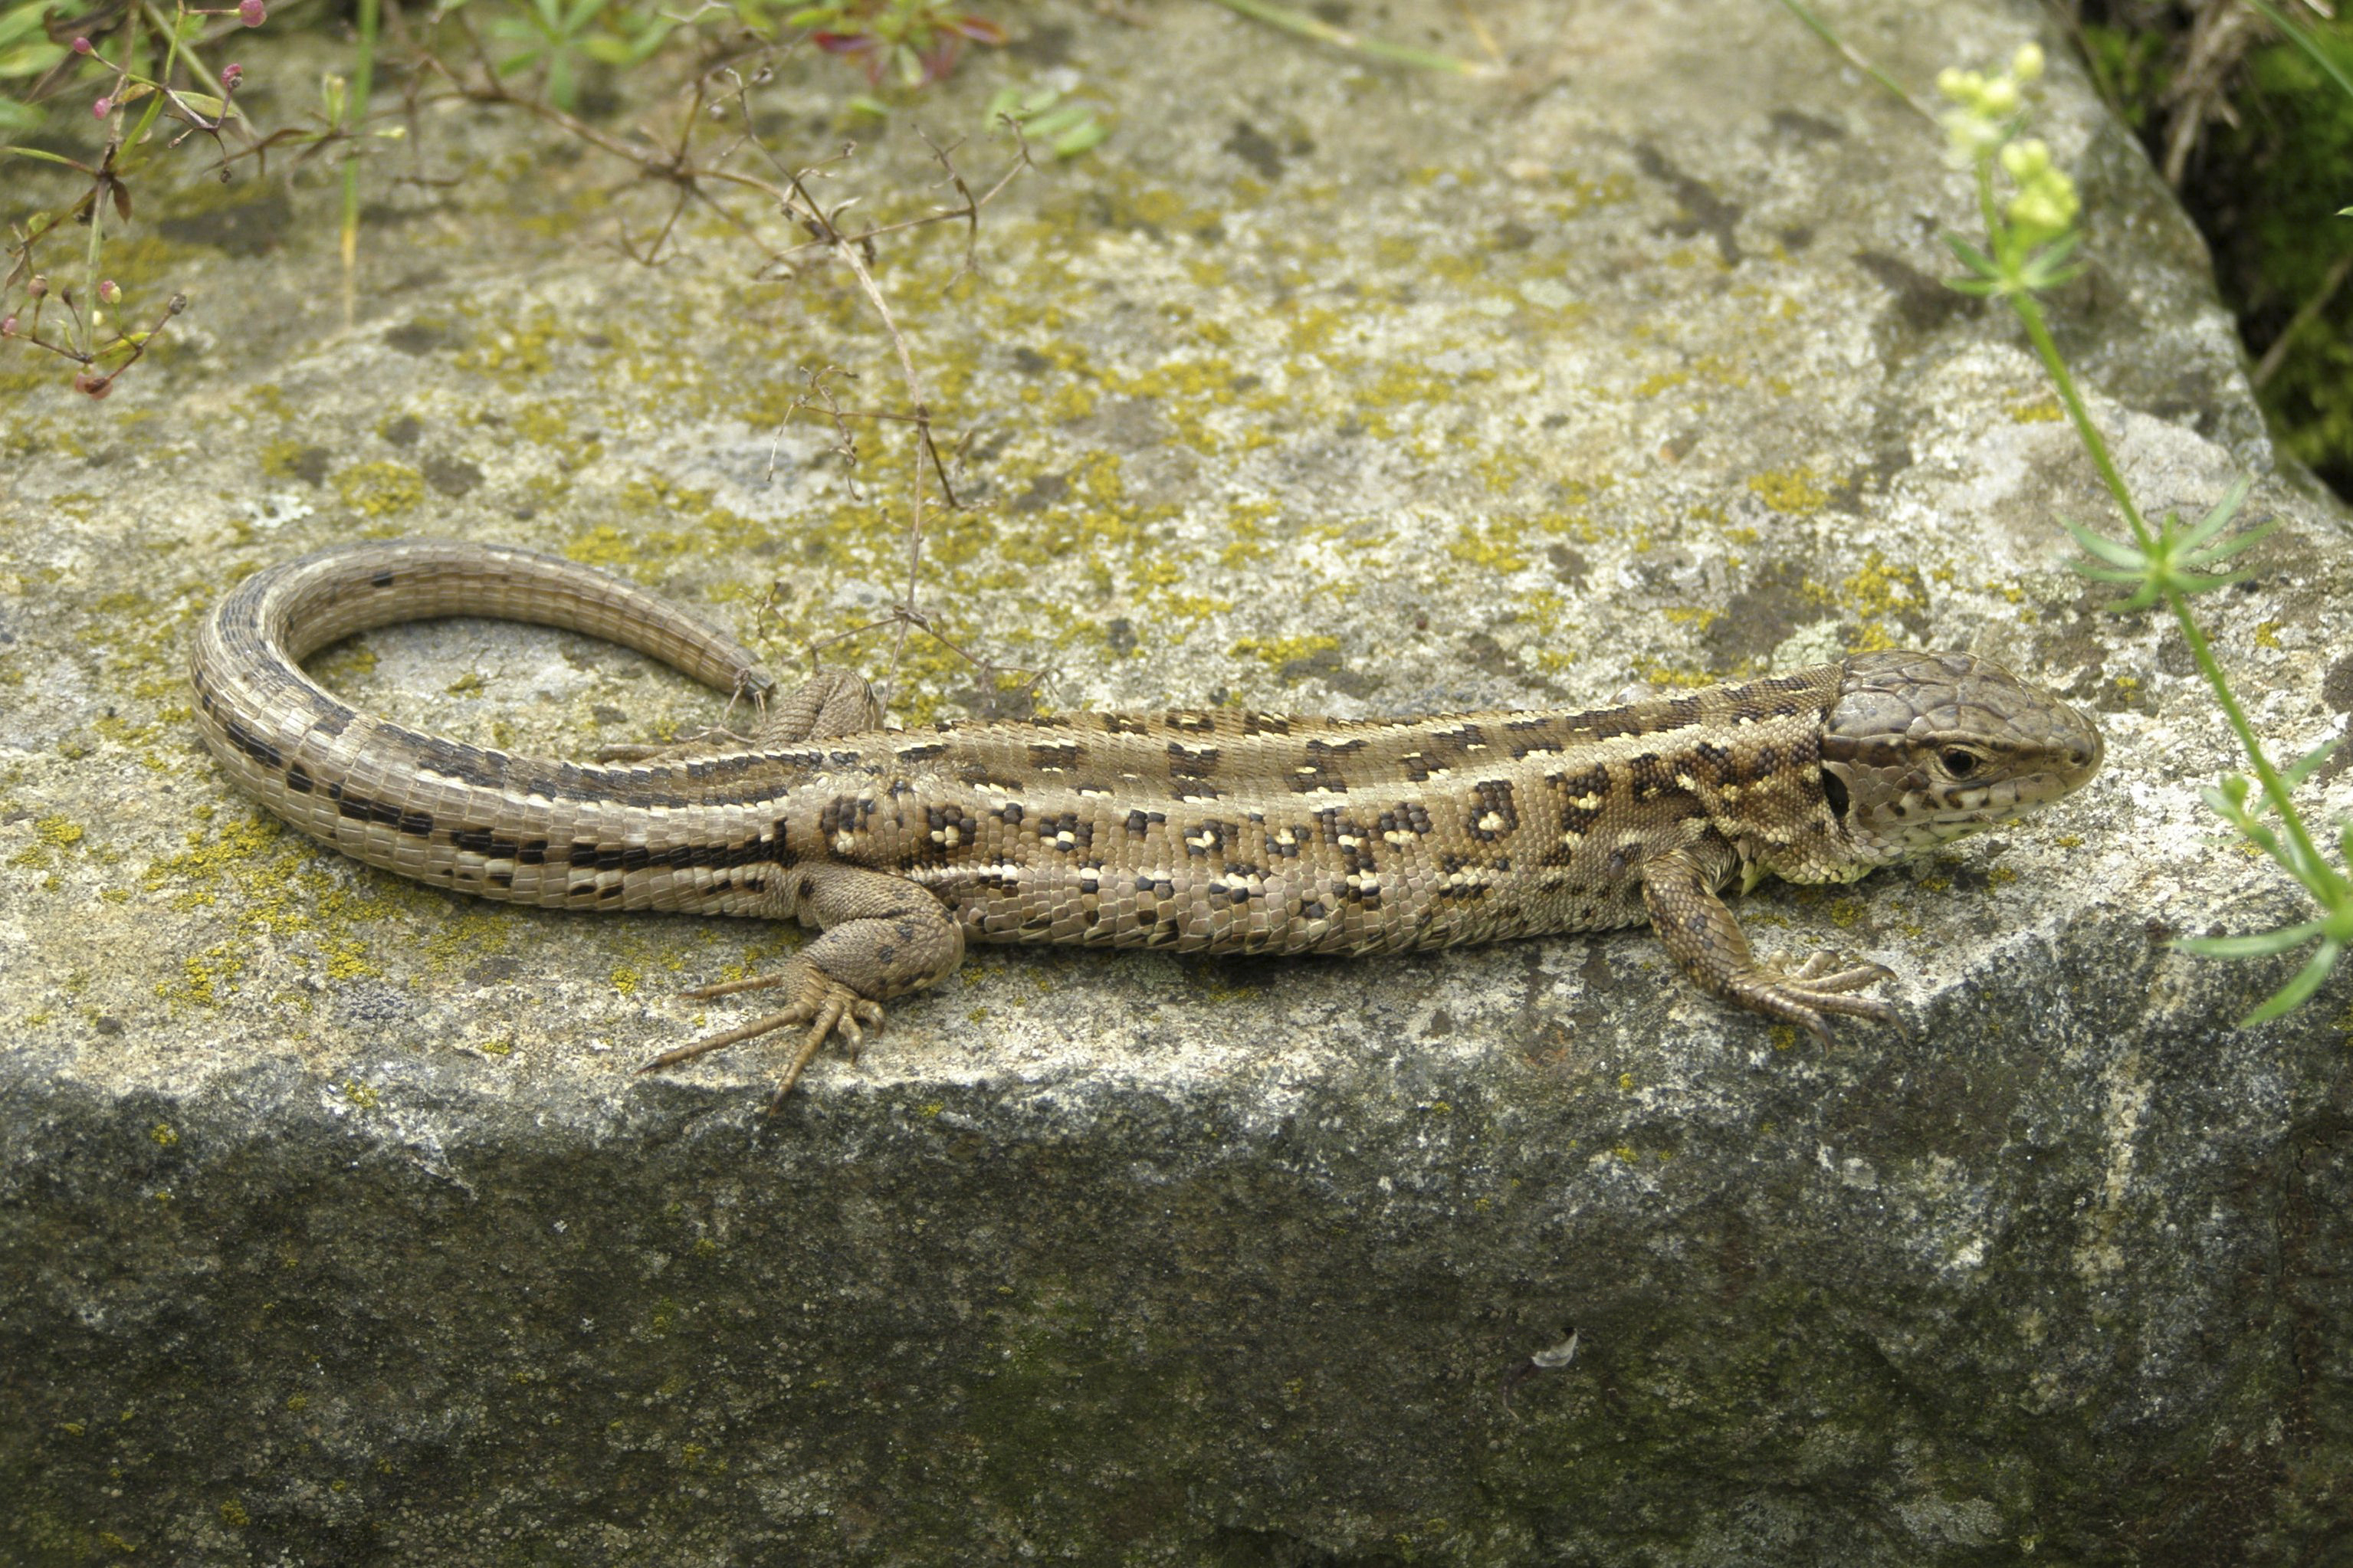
top-left (1747, 466), bottom-right (1831, 515)
top-left (333, 461), bottom-right (426, 517)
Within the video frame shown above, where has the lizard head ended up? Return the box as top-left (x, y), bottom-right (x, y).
top-left (1819, 649), bottom-right (2103, 866)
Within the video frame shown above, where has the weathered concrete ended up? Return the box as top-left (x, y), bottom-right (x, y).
top-left (3, 1), bottom-right (2351, 1561)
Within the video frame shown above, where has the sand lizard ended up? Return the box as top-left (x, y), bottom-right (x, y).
top-left (191, 540), bottom-right (2105, 1111)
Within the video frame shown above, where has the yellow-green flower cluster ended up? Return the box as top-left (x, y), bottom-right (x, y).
top-left (2000, 137), bottom-right (2079, 248)
top-left (1936, 43), bottom-right (2045, 168)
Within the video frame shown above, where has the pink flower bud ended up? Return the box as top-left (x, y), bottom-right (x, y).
top-left (238, 0), bottom-right (264, 25)
top-left (27, 275), bottom-right (47, 298)
top-left (97, 280), bottom-right (120, 305)
top-left (73, 371), bottom-right (113, 399)
top-left (72, 36), bottom-right (93, 54)
top-left (222, 62), bottom-right (244, 90)
top-left (0, 316), bottom-right (17, 339)
top-left (93, 96), bottom-right (112, 118)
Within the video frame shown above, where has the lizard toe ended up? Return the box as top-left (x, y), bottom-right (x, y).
top-left (644, 959), bottom-right (886, 1110)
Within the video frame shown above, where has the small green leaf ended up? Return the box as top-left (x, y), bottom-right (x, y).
top-left (1941, 232), bottom-right (1998, 276)
top-left (1022, 103), bottom-right (1092, 139)
top-left (2176, 474), bottom-right (2253, 550)
top-left (2182, 517), bottom-right (2276, 568)
top-left (2063, 518), bottom-right (2147, 569)
top-left (0, 2), bottom-right (64, 48)
top-left (2239, 939), bottom-right (2342, 1025)
top-left (847, 93), bottom-right (889, 117)
top-left (2175, 917), bottom-right (2325, 957)
top-left (0, 38), bottom-right (64, 75)
top-left (2275, 736), bottom-right (2343, 796)
top-left (0, 136), bottom-right (88, 165)
top-left (1052, 119), bottom-right (1108, 157)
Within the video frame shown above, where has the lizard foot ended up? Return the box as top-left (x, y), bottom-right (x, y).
top-left (1728, 953), bottom-right (1903, 1045)
top-left (638, 960), bottom-right (886, 1114)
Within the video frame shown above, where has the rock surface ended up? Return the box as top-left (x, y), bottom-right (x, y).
top-left (5, 1), bottom-right (2352, 1562)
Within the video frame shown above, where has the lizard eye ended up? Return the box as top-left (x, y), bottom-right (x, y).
top-left (1941, 748), bottom-right (1979, 778)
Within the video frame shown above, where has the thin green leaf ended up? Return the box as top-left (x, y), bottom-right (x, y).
top-left (0, 38), bottom-right (66, 74)
top-left (2240, 939), bottom-right (2343, 1025)
top-left (2069, 562), bottom-right (2148, 584)
top-left (2182, 516), bottom-right (2277, 566)
top-left (1052, 119), bottom-right (1107, 157)
top-left (2170, 568), bottom-right (2256, 597)
top-left (2201, 785), bottom-right (2252, 823)
top-left (2063, 519), bottom-right (2148, 568)
top-left (2176, 474), bottom-right (2253, 550)
top-left (1942, 232), bottom-right (1998, 276)
top-left (1022, 103), bottom-right (1091, 139)
top-left (0, 141), bottom-right (88, 168)
top-left (2246, 0), bottom-right (2353, 111)
top-left (1206, 0), bottom-right (1494, 75)
top-left (2175, 918), bottom-right (2326, 957)
top-left (2030, 230), bottom-right (2082, 269)
top-left (0, 2), bottom-right (64, 48)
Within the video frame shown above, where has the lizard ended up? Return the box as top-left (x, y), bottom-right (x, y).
top-left (190, 538), bottom-right (2105, 1112)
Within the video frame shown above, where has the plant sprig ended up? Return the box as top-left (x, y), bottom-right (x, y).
top-left (1784, 26), bottom-right (2353, 1025)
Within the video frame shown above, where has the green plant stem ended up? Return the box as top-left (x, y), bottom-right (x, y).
top-left (83, 6), bottom-right (140, 360)
top-left (2007, 292), bottom-right (2340, 904)
top-left (1203, 0), bottom-right (1492, 76)
top-left (2009, 291), bottom-right (2151, 546)
top-left (138, 1), bottom-right (245, 130)
top-left (344, 0), bottom-right (381, 279)
top-left (1768, 0), bottom-right (1935, 120)
top-left (2161, 583), bottom-right (2344, 899)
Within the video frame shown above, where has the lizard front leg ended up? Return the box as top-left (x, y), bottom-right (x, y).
top-left (642, 862), bottom-right (966, 1112)
top-left (1639, 839), bottom-right (1899, 1044)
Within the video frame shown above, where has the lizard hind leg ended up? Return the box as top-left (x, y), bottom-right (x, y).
top-left (642, 862), bottom-right (966, 1114)
top-left (641, 959), bottom-right (889, 1114)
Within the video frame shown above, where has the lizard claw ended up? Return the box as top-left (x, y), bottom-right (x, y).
top-left (1729, 953), bottom-right (1901, 1045)
top-left (640, 959), bottom-right (885, 1112)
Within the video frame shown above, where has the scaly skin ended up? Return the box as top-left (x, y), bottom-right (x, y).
top-left (192, 540), bottom-right (2105, 1110)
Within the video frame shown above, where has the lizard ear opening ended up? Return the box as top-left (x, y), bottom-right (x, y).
top-left (1820, 766), bottom-right (1851, 822)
